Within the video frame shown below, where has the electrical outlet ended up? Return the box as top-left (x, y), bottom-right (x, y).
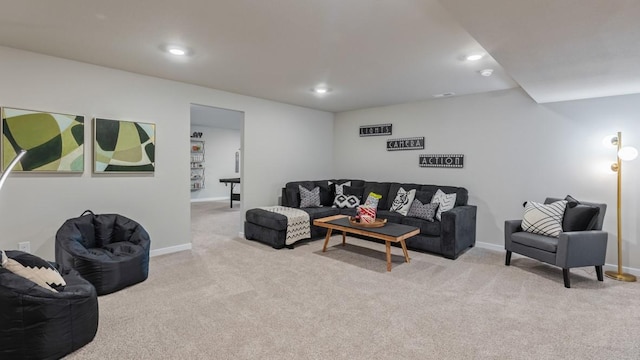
top-left (18, 241), bottom-right (31, 253)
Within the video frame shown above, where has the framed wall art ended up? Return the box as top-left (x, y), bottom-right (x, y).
top-left (93, 117), bottom-right (155, 173)
top-left (1, 107), bottom-right (84, 172)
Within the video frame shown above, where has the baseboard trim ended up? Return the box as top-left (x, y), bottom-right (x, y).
top-left (476, 241), bottom-right (503, 252)
top-left (150, 243), bottom-right (192, 257)
top-left (476, 241), bottom-right (640, 277)
top-left (238, 231), bottom-right (245, 238)
top-left (190, 197), bottom-right (228, 203)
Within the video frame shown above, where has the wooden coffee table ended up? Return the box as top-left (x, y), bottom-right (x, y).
top-left (313, 215), bottom-right (419, 272)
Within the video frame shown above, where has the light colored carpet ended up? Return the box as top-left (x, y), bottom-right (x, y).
top-left (67, 201), bottom-right (640, 359)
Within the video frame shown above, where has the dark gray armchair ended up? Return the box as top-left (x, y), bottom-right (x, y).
top-left (504, 197), bottom-right (607, 288)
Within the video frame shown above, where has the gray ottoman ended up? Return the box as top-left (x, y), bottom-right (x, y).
top-left (244, 207), bottom-right (340, 249)
top-left (244, 209), bottom-right (289, 249)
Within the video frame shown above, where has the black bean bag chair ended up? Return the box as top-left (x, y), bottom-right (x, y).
top-left (0, 251), bottom-right (99, 360)
top-left (55, 211), bottom-right (151, 295)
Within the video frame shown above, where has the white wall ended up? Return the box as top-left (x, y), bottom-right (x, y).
top-left (334, 88), bottom-right (640, 271)
top-left (0, 46), bottom-right (334, 258)
top-left (190, 125), bottom-right (241, 201)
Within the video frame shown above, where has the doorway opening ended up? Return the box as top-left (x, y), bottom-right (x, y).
top-left (189, 103), bottom-right (244, 244)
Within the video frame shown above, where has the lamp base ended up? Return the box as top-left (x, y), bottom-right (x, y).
top-left (605, 270), bottom-right (637, 282)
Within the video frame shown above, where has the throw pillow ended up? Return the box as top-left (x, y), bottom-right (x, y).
top-left (364, 192), bottom-right (382, 209)
top-left (562, 195), bottom-right (600, 231)
top-left (334, 181), bottom-right (351, 196)
top-left (390, 187), bottom-right (417, 216)
top-left (1, 250), bottom-right (66, 293)
top-left (299, 185), bottom-right (321, 208)
top-left (521, 200), bottom-right (568, 237)
top-left (333, 194), bottom-right (360, 209)
top-left (407, 199), bottom-right (439, 221)
top-left (431, 189), bottom-right (457, 221)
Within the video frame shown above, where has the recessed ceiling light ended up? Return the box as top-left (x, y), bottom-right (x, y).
top-left (312, 86), bottom-right (331, 95)
top-left (167, 47), bottom-right (187, 56)
top-left (466, 54), bottom-right (483, 61)
top-left (167, 46), bottom-right (187, 56)
top-left (479, 69), bottom-right (494, 77)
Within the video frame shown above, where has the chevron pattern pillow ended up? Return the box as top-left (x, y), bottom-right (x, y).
top-left (431, 189), bottom-right (457, 221)
top-left (521, 200), bottom-right (568, 237)
top-left (299, 185), bottom-right (321, 208)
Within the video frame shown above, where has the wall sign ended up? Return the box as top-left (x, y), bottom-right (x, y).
top-left (419, 154), bottom-right (464, 168)
top-left (387, 137), bottom-right (425, 151)
top-left (359, 123), bottom-right (392, 137)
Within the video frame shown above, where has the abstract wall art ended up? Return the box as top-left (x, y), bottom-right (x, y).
top-left (1, 107), bottom-right (84, 172)
top-left (93, 118), bottom-right (155, 173)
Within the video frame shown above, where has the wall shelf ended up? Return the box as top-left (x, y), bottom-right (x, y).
top-left (190, 139), bottom-right (205, 191)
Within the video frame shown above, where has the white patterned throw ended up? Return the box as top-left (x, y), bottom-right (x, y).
top-left (259, 206), bottom-right (311, 245)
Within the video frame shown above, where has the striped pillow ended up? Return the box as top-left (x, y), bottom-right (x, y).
top-left (431, 189), bottom-right (457, 221)
top-left (521, 200), bottom-right (568, 237)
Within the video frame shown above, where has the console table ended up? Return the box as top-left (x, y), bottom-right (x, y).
top-left (219, 177), bottom-right (240, 208)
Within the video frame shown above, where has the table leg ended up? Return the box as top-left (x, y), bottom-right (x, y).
top-left (342, 231), bottom-right (346, 246)
top-left (322, 229), bottom-right (333, 252)
top-left (386, 241), bottom-right (392, 272)
top-left (400, 240), bottom-right (410, 263)
top-left (229, 185), bottom-right (233, 208)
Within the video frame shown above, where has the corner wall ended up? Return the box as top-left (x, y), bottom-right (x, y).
top-left (0, 46), bottom-right (334, 258)
top-left (334, 88), bottom-right (640, 271)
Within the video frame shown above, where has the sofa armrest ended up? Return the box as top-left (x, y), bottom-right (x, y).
top-left (440, 205), bottom-right (477, 259)
top-left (555, 230), bottom-right (608, 268)
top-left (504, 220), bottom-right (523, 250)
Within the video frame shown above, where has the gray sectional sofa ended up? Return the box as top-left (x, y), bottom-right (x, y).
top-left (244, 179), bottom-right (477, 259)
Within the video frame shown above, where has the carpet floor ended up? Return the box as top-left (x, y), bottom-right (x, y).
top-left (67, 201), bottom-right (640, 359)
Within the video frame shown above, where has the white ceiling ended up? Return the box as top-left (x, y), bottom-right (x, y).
top-left (0, 1), bottom-right (637, 112)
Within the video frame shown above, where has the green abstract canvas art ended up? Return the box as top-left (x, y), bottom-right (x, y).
top-left (1, 107), bottom-right (84, 172)
top-left (94, 118), bottom-right (155, 173)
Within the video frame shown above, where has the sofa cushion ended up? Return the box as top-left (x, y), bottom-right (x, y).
top-left (562, 195), bottom-right (600, 231)
top-left (420, 185), bottom-right (468, 206)
top-left (343, 185), bottom-right (365, 201)
top-left (301, 207), bottom-right (340, 221)
top-left (401, 217), bottom-right (441, 236)
top-left (377, 210), bottom-right (405, 224)
top-left (362, 182), bottom-right (391, 209)
top-left (414, 190), bottom-right (434, 204)
top-left (511, 231), bottom-right (559, 253)
top-left (299, 185), bottom-right (321, 208)
top-left (389, 187), bottom-right (416, 216)
top-left (522, 200), bottom-right (567, 238)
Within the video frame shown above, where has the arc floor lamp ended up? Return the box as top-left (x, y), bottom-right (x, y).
top-left (603, 132), bottom-right (637, 282)
top-left (0, 150), bottom-right (27, 192)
